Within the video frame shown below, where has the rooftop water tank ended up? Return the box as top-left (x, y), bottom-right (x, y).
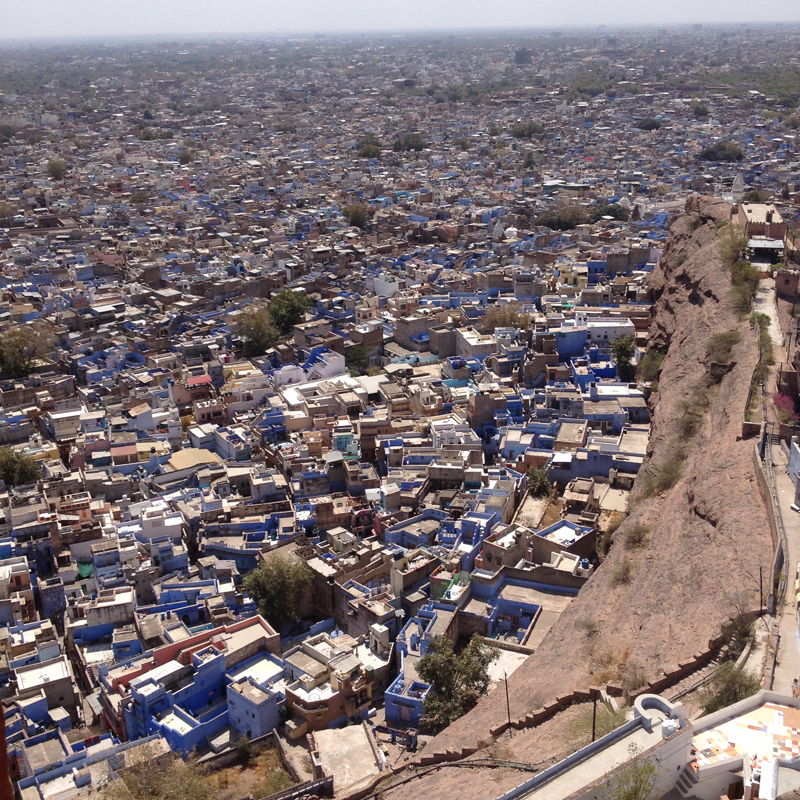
top-left (662, 718), bottom-right (679, 738)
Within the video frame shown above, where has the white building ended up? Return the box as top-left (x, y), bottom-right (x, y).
top-left (374, 273), bottom-right (401, 297)
top-left (576, 313), bottom-right (635, 345)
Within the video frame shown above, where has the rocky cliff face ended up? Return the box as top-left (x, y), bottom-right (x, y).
top-left (398, 196), bottom-right (776, 786)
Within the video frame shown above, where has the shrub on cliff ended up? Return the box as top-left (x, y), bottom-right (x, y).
top-left (719, 225), bottom-right (749, 267)
top-left (729, 258), bottom-right (760, 313)
top-left (638, 348), bottom-right (666, 382)
top-left (706, 330), bottom-right (741, 364)
top-left (700, 662), bottom-right (759, 714)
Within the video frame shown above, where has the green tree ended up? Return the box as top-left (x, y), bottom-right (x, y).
top-left (602, 744), bottom-right (659, 800)
top-left (268, 288), bottom-right (310, 334)
top-left (0, 448), bottom-right (40, 487)
top-left (610, 334), bottom-right (636, 382)
top-left (357, 133), bottom-right (380, 149)
top-left (690, 101), bottom-right (710, 119)
top-left (130, 191), bottom-right (149, 207)
top-left (346, 345), bottom-right (370, 375)
top-left (0, 124), bottom-right (17, 144)
top-left (527, 466), bottom-right (551, 498)
top-left (719, 225), bottom-right (750, 267)
top-left (511, 120), bottom-right (545, 139)
top-left (356, 134), bottom-right (381, 158)
top-left (103, 744), bottom-right (217, 800)
top-left (243, 554), bottom-right (313, 631)
top-left (635, 118), bottom-right (662, 131)
top-left (0, 323), bottom-right (54, 378)
top-left (454, 138), bottom-right (470, 152)
top-left (639, 349), bottom-right (666, 382)
top-left (697, 142), bottom-right (743, 162)
top-left (523, 150), bottom-right (537, 169)
top-left (393, 132), bottom-right (426, 152)
top-left (700, 662), bottom-right (760, 714)
top-left (357, 144), bottom-right (381, 159)
top-left (417, 634), bottom-right (499, 734)
top-left (535, 205), bottom-right (588, 231)
top-left (742, 189), bottom-right (769, 203)
top-left (177, 148), bottom-right (193, 165)
top-left (47, 159), bottom-right (67, 179)
top-left (343, 202), bottom-right (369, 229)
top-left (589, 204), bottom-right (630, 224)
top-left (482, 303), bottom-right (530, 333)
top-left (235, 305), bottom-right (279, 357)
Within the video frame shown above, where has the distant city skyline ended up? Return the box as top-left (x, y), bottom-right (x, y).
top-left (3, 0), bottom-right (800, 41)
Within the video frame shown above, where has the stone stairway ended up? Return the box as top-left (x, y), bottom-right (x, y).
top-left (674, 764), bottom-right (699, 798)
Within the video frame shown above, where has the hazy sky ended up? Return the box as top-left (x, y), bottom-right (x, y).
top-left (3, 0), bottom-right (799, 40)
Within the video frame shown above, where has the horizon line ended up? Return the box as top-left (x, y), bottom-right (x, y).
top-left (3, 19), bottom-right (800, 46)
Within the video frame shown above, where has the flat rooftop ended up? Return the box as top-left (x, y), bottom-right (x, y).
top-left (692, 700), bottom-right (800, 771)
top-left (16, 657), bottom-right (70, 690)
top-left (537, 523), bottom-right (586, 546)
top-left (228, 654), bottom-right (284, 686)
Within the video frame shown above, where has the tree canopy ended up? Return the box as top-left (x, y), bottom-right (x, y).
top-left (47, 158), bottom-right (67, 179)
top-left (345, 345), bottom-right (370, 375)
top-left (417, 634), bottom-right (499, 734)
top-left (393, 132), bottom-right (426, 152)
top-left (344, 202), bottom-right (369, 229)
top-left (535, 205), bottom-right (588, 231)
top-left (742, 189), bottom-right (770, 203)
top-left (235, 290), bottom-right (311, 356)
top-left (511, 120), bottom-right (545, 139)
top-left (103, 745), bottom-right (217, 800)
top-left (0, 448), bottom-right (40, 487)
top-left (588, 203), bottom-right (630, 224)
top-left (719, 223), bottom-right (750, 266)
top-left (0, 323), bottom-right (54, 377)
top-left (356, 134), bottom-right (381, 159)
top-left (267, 288), bottom-right (311, 335)
top-left (602, 744), bottom-right (659, 800)
top-left (697, 142), bottom-right (743, 162)
top-left (527, 466), bottom-right (552, 498)
top-left (700, 662), bottom-right (760, 714)
top-left (235, 305), bottom-right (279, 357)
top-left (635, 118), bottom-right (662, 131)
top-left (243, 554), bottom-right (313, 632)
top-left (482, 303), bottom-right (531, 333)
top-left (610, 334), bottom-right (636, 382)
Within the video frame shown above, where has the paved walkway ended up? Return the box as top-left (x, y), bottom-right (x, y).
top-left (753, 277), bottom-right (785, 350)
top-left (769, 443), bottom-right (800, 694)
top-left (751, 277), bottom-right (799, 693)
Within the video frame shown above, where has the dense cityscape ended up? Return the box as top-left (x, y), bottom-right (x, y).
top-left (1, 20), bottom-right (800, 800)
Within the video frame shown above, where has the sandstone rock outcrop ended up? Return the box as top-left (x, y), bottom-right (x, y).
top-left (386, 197), bottom-right (775, 794)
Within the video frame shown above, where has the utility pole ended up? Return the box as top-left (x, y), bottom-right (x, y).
top-left (591, 691), bottom-right (598, 742)
top-left (504, 671), bottom-right (511, 731)
top-left (760, 565), bottom-right (764, 617)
